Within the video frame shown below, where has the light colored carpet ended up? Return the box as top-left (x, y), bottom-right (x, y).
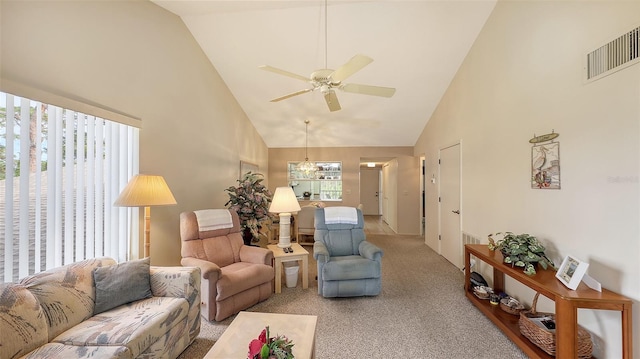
top-left (177, 234), bottom-right (527, 358)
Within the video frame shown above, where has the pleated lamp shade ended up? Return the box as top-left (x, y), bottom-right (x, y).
top-left (114, 175), bottom-right (177, 207)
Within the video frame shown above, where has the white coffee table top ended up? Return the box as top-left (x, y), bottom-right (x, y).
top-left (204, 311), bottom-right (318, 359)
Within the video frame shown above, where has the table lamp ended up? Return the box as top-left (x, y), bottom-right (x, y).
top-left (114, 174), bottom-right (177, 257)
top-left (269, 187), bottom-right (301, 248)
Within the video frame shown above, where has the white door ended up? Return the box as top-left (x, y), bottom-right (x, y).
top-left (439, 144), bottom-right (462, 269)
top-left (360, 168), bottom-right (380, 215)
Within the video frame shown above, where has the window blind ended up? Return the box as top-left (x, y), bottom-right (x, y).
top-left (1, 92), bottom-right (140, 282)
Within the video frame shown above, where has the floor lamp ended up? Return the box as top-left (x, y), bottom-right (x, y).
top-left (269, 187), bottom-right (301, 248)
top-left (114, 175), bottom-right (177, 258)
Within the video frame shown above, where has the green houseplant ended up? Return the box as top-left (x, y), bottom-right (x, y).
top-left (487, 232), bottom-right (556, 275)
top-left (225, 172), bottom-right (273, 243)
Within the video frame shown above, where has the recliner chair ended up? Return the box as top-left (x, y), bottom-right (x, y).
top-left (313, 207), bottom-right (383, 297)
top-left (180, 209), bottom-right (274, 321)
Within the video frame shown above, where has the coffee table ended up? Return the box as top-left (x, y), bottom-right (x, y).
top-left (204, 311), bottom-right (317, 359)
top-left (267, 243), bottom-right (309, 293)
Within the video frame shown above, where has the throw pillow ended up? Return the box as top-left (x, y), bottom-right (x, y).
top-left (93, 257), bottom-right (152, 315)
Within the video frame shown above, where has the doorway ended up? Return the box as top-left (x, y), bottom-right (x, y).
top-left (360, 167), bottom-right (380, 215)
top-left (439, 143), bottom-right (462, 269)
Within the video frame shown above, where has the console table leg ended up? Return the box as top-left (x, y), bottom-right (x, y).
top-left (556, 299), bottom-right (578, 358)
top-left (622, 303), bottom-right (632, 359)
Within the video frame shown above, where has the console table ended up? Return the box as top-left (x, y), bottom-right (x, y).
top-left (464, 244), bottom-right (633, 359)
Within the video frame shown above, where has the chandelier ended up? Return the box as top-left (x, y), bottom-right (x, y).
top-left (297, 120), bottom-right (316, 176)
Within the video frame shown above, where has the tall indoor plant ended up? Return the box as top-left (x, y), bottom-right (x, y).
top-left (225, 172), bottom-right (273, 244)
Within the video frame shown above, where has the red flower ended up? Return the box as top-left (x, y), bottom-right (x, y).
top-left (248, 339), bottom-right (264, 359)
top-left (248, 328), bottom-right (268, 359)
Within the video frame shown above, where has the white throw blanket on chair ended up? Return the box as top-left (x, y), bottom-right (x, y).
top-left (194, 209), bottom-right (233, 231)
top-left (324, 206), bottom-right (358, 225)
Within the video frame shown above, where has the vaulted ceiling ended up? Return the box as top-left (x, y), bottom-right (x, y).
top-left (151, 0), bottom-right (497, 148)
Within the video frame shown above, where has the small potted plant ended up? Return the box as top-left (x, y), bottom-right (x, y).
top-left (487, 232), bottom-right (556, 275)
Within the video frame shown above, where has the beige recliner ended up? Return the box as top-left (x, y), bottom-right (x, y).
top-left (180, 209), bottom-right (274, 321)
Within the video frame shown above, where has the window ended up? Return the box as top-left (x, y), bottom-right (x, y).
top-left (288, 161), bottom-right (342, 201)
top-left (1, 92), bottom-right (139, 282)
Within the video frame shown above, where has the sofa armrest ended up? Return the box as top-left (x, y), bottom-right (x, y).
top-left (181, 257), bottom-right (221, 282)
top-left (239, 245), bottom-right (273, 265)
top-left (150, 266), bottom-right (201, 343)
top-left (150, 265), bottom-right (201, 301)
top-left (313, 241), bottom-right (330, 263)
top-left (359, 241), bottom-right (383, 261)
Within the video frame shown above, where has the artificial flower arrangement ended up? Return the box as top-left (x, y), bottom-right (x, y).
top-left (225, 172), bottom-right (273, 240)
top-left (248, 326), bottom-right (294, 359)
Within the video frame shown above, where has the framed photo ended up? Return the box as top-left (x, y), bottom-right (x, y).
top-left (555, 255), bottom-right (589, 290)
top-left (239, 161), bottom-right (258, 179)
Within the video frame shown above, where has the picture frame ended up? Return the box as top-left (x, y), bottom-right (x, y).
top-left (239, 161), bottom-right (259, 179)
top-left (531, 142), bottom-right (561, 189)
top-left (555, 255), bottom-right (589, 290)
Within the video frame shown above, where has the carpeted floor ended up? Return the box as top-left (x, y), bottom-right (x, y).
top-left (177, 234), bottom-right (528, 358)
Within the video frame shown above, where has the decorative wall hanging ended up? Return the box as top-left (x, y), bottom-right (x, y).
top-left (530, 131), bottom-right (560, 189)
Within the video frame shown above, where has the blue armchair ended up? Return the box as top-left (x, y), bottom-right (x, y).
top-left (313, 207), bottom-right (383, 297)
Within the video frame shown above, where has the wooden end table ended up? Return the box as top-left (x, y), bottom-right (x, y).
top-left (267, 243), bottom-right (309, 293)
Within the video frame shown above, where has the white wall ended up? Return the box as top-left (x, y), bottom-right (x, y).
top-left (415, 1), bottom-right (640, 357)
top-left (1, 0), bottom-right (269, 266)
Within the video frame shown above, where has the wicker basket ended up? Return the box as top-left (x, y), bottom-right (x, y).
top-left (519, 293), bottom-right (593, 358)
top-left (500, 297), bottom-right (524, 315)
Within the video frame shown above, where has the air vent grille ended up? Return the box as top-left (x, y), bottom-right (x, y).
top-left (587, 26), bottom-right (639, 80)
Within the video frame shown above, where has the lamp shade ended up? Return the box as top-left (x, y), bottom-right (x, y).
top-left (269, 187), bottom-right (301, 213)
top-left (114, 175), bottom-right (177, 207)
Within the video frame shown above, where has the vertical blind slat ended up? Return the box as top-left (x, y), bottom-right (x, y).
top-left (75, 114), bottom-right (86, 261)
top-left (95, 117), bottom-right (104, 257)
top-left (18, 99), bottom-right (30, 279)
top-left (4, 95), bottom-right (15, 282)
top-left (54, 106), bottom-right (64, 268)
top-left (35, 103), bottom-right (43, 273)
top-left (63, 109), bottom-right (74, 265)
top-left (86, 116), bottom-right (95, 259)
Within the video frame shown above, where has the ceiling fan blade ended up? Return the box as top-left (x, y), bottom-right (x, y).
top-left (342, 83), bottom-right (396, 98)
top-left (270, 88), bottom-right (313, 102)
top-left (330, 54), bottom-right (374, 82)
top-left (324, 91), bottom-right (341, 112)
top-left (259, 65), bottom-right (310, 82)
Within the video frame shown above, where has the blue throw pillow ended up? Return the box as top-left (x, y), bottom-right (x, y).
top-left (93, 257), bottom-right (152, 315)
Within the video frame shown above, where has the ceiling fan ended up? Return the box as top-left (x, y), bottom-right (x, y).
top-left (259, 55), bottom-right (395, 112)
top-left (258, 1), bottom-right (395, 112)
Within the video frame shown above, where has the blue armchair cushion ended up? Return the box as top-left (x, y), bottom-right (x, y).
top-left (321, 256), bottom-right (381, 281)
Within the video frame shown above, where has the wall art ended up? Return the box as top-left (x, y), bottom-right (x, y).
top-left (530, 132), bottom-right (560, 189)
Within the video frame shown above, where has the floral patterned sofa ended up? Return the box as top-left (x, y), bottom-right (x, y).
top-left (0, 257), bottom-right (200, 359)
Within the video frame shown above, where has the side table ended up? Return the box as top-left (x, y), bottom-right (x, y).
top-left (267, 243), bottom-right (309, 293)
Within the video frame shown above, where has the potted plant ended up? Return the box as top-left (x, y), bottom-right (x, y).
top-left (225, 172), bottom-right (273, 244)
top-left (487, 232), bottom-right (556, 275)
